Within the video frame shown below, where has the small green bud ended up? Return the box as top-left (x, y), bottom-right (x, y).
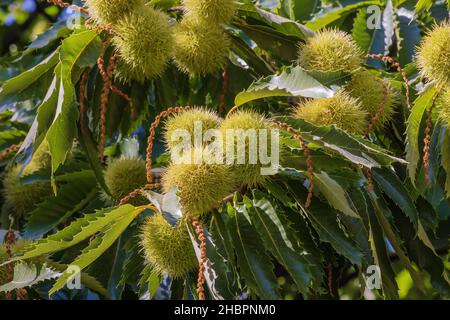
top-left (416, 22), bottom-right (450, 85)
top-left (220, 110), bottom-right (273, 186)
top-left (297, 29), bottom-right (363, 72)
top-left (2, 166), bottom-right (52, 219)
top-left (140, 214), bottom-right (198, 278)
top-left (345, 72), bottom-right (398, 129)
top-left (183, 0), bottom-right (237, 24)
top-left (162, 148), bottom-right (236, 217)
top-left (112, 7), bottom-right (173, 82)
top-left (102, 158), bottom-right (148, 205)
top-left (163, 107), bottom-right (221, 151)
top-left (86, 0), bottom-right (145, 25)
top-left (173, 19), bottom-right (230, 75)
top-left (294, 91), bottom-right (368, 135)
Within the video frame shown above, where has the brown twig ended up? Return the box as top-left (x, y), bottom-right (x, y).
top-left (422, 85), bottom-right (444, 186)
top-left (363, 167), bottom-right (374, 192)
top-left (191, 218), bottom-right (207, 300)
top-left (364, 81), bottom-right (389, 136)
top-left (16, 288), bottom-right (28, 300)
top-left (271, 120), bottom-right (314, 208)
top-left (366, 54), bottom-right (410, 109)
top-left (97, 38), bottom-right (111, 82)
top-left (118, 106), bottom-right (191, 205)
top-left (423, 106), bottom-right (433, 186)
top-left (110, 82), bottom-right (136, 120)
top-left (97, 47), bottom-right (136, 120)
top-left (219, 66), bottom-right (228, 115)
top-left (4, 229), bottom-right (21, 300)
top-left (0, 144), bottom-right (20, 161)
top-left (98, 52), bottom-right (116, 162)
top-left (85, 19), bottom-right (122, 38)
top-left (118, 183), bottom-right (161, 206)
top-left (226, 105), bottom-right (239, 117)
top-left (327, 264), bottom-right (334, 297)
top-left (145, 106), bottom-right (192, 184)
top-left (166, 5), bottom-right (184, 12)
top-left (46, 0), bottom-right (89, 15)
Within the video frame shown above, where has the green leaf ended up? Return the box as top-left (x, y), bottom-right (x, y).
top-left (366, 199), bottom-right (399, 299)
top-left (234, 65), bottom-right (334, 106)
top-left (235, 5), bottom-right (313, 61)
top-left (238, 5), bottom-right (313, 39)
top-left (372, 167), bottom-right (419, 230)
top-left (211, 211), bottom-right (240, 279)
top-left (0, 128), bottom-right (26, 149)
top-left (226, 203), bottom-right (280, 299)
top-left (390, 204), bottom-right (450, 296)
top-left (249, 191), bottom-right (314, 295)
top-left (49, 206), bottom-right (144, 295)
top-left (138, 264), bottom-right (158, 297)
top-left (230, 35), bottom-right (273, 76)
top-left (406, 85), bottom-right (439, 186)
top-left (118, 236), bottom-right (145, 290)
top-left (396, 11), bottom-right (421, 66)
top-left (305, 1), bottom-right (382, 30)
top-left (314, 171), bottom-right (360, 219)
top-left (339, 188), bottom-right (373, 266)
top-left (368, 191), bottom-right (427, 295)
top-left (415, 0), bottom-right (435, 12)
top-left (279, 117), bottom-right (405, 167)
top-left (0, 262), bottom-right (60, 292)
top-left (35, 76), bottom-right (58, 143)
top-left (0, 50), bottom-right (59, 106)
top-left (352, 9), bottom-right (375, 52)
top-left (8, 205), bottom-right (136, 262)
top-left (5, 260), bottom-right (110, 298)
top-left (24, 170), bottom-right (99, 237)
top-left (147, 269), bottom-right (160, 298)
top-left (189, 224), bottom-right (238, 300)
top-left (51, 262), bottom-right (109, 298)
top-left (25, 20), bottom-right (72, 53)
top-left (277, 0), bottom-right (319, 22)
top-left (281, 147), bottom-right (350, 173)
top-left (78, 118), bottom-right (111, 195)
top-left (284, 180), bottom-right (363, 265)
top-left (270, 196), bottom-right (325, 292)
top-left (46, 29), bottom-right (100, 174)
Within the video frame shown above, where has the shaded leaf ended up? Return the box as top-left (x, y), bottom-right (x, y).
top-left (226, 203), bottom-right (280, 299)
top-left (406, 85), bottom-right (439, 186)
top-left (46, 29), bottom-right (101, 173)
top-left (249, 191), bottom-right (314, 295)
top-left (279, 117), bottom-right (405, 168)
top-left (8, 205), bottom-right (136, 262)
top-left (372, 167), bottom-right (419, 230)
top-left (314, 171), bottom-right (360, 218)
top-left (24, 170), bottom-right (99, 237)
top-left (49, 206), bottom-right (145, 295)
top-left (0, 50), bottom-right (59, 106)
top-left (284, 180), bottom-right (363, 265)
top-left (305, 1), bottom-right (382, 30)
top-left (235, 65), bottom-right (334, 107)
top-left (0, 262), bottom-right (60, 292)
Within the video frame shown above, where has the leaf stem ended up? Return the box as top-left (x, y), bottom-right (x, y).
top-left (369, 192), bottom-right (427, 296)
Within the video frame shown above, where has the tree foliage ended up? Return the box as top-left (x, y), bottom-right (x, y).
top-left (0, 0), bottom-right (449, 300)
